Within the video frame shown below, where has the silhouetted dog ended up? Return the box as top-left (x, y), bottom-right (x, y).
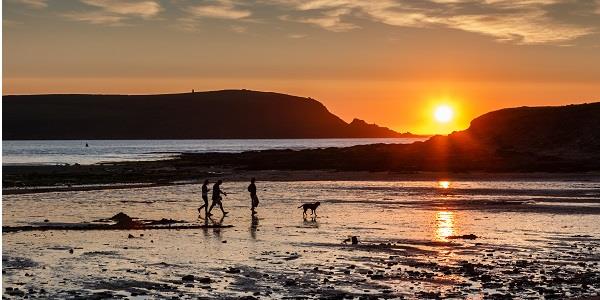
top-left (298, 202), bottom-right (320, 216)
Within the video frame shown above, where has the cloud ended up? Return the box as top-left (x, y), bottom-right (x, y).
top-left (173, 0), bottom-right (251, 32)
top-left (281, 7), bottom-right (359, 32)
top-left (230, 24), bottom-right (247, 33)
top-left (446, 10), bottom-right (592, 44)
top-left (288, 33), bottom-right (307, 38)
top-left (64, 0), bottom-right (161, 25)
top-left (13, 0), bottom-right (47, 9)
top-left (3, 19), bottom-right (24, 27)
top-left (187, 1), bottom-right (251, 19)
top-left (270, 0), bottom-right (596, 44)
top-left (80, 0), bottom-right (161, 18)
top-left (62, 11), bottom-right (126, 25)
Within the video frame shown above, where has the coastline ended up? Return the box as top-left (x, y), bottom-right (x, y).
top-left (4, 159), bottom-right (600, 195)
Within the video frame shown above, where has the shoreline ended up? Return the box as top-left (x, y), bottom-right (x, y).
top-left (4, 164), bottom-right (600, 195)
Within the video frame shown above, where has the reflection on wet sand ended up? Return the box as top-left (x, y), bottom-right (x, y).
top-left (250, 214), bottom-right (259, 239)
top-left (303, 216), bottom-right (319, 228)
top-left (438, 180), bottom-right (451, 189)
top-left (435, 211), bottom-right (457, 241)
top-left (3, 180), bottom-right (600, 299)
top-left (209, 215), bottom-right (225, 239)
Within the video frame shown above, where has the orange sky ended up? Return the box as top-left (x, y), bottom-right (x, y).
top-left (3, 0), bottom-right (600, 134)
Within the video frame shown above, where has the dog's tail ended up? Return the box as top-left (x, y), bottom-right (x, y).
top-left (297, 204), bottom-right (303, 208)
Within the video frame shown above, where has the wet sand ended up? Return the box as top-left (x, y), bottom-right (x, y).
top-left (3, 180), bottom-right (600, 299)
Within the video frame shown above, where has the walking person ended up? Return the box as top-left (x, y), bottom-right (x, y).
top-left (248, 177), bottom-right (259, 214)
top-left (208, 180), bottom-right (228, 216)
top-left (198, 179), bottom-right (210, 216)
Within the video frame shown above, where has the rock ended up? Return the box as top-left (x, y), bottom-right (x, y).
top-left (225, 267), bottom-right (241, 274)
top-left (69, 249), bottom-right (74, 254)
top-left (284, 279), bottom-right (296, 286)
top-left (198, 277), bottom-right (211, 284)
top-left (447, 234), bottom-right (478, 240)
top-left (128, 234), bottom-right (135, 239)
top-left (222, 240), bottom-right (227, 243)
top-left (44, 219), bottom-right (49, 223)
top-left (182, 275), bottom-right (195, 282)
top-left (352, 236), bottom-right (359, 244)
top-left (110, 212), bottom-right (133, 223)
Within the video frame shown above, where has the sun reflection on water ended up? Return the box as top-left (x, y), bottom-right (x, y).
top-left (438, 181), bottom-right (451, 189)
top-left (435, 211), bottom-right (456, 241)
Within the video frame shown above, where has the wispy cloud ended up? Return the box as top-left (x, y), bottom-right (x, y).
top-left (271, 0), bottom-right (596, 44)
top-left (187, 0), bottom-right (251, 19)
top-left (63, 0), bottom-right (162, 25)
top-left (63, 11), bottom-right (127, 25)
top-left (174, 0), bottom-right (252, 32)
top-left (7, 0), bottom-right (598, 44)
top-left (3, 19), bottom-right (24, 27)
top-left (230, 24), bottom-right (247, 33)
top-left (80, 0), bottom-right (161, 18)
top-left (281, 7), bottom-right (358, 32)
top-left (13, 0), bottom-right (48, 9)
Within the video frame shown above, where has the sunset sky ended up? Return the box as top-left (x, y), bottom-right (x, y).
top-left (3, 0), bottom-right (600, 134)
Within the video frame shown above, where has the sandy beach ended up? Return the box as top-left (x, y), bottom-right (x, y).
top-left (3, 180), bottom-right (600, 299)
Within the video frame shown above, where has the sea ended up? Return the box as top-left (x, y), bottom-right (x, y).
top-left (1, 138), bottom-right (426, 166)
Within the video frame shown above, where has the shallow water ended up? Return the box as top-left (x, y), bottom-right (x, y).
top-left (2, 138), bottom-right (425, 166)
top-left (3, 180), bottom-right (600, 299)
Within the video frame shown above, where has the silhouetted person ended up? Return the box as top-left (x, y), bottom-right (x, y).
top-left (85, 143), bottom-right (89, 147)
top-left (248, 177), bottom-right (259, 214)
top-left (198, 179), bottom-right (210, 216)
top-left (208, 180), bottom-right (228, 216)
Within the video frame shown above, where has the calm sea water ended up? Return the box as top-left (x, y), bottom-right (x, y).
top-left (2, 138), bottom-right (426, 166)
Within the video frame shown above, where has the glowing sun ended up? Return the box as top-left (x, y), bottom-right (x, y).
top-left (434, 105), bottom-right (454, 123)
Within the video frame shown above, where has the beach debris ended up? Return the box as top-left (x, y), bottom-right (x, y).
top-left (3, 212), bottom-right (232, 233)
top-left (69, 249), bottom-right (74, 254)
top-left (225, 267), bottom-right (241, 274)
top-left (182, 275), bottom-right (195, 282)
top-left (343, 236), bottom-right (360, 244)
top-left (284, 253), bottom-right (300, 260)
top-left (128, 234), bottom-right (135, 239)
top-left (447, 234), bottom-right (478, 240)
top-left (198, 277), bottom-right (211, 284)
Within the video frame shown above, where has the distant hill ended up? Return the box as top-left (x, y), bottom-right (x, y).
top-left (2, 90), bottom-right (418, 140)
top-left (186, 102), bottom-right (600, 172)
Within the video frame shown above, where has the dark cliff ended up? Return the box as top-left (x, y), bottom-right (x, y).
top-left (3, 90), bottom-right (414, 139)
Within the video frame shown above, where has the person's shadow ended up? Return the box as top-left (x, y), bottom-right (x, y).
top-left (302, 216), bottom-right (319, 228)
top-left (250, 214), bottom-right (259, 240)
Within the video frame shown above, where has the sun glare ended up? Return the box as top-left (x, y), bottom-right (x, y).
top-left (434, 105), bottom-right (454, 123)
top-left (438, 181), bottom-right (451, 189)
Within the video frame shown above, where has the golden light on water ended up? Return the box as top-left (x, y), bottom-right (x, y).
top-left (438, 181), bottom-right (451, 189)
top-left (435, 211), bottom-right (456, 241)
